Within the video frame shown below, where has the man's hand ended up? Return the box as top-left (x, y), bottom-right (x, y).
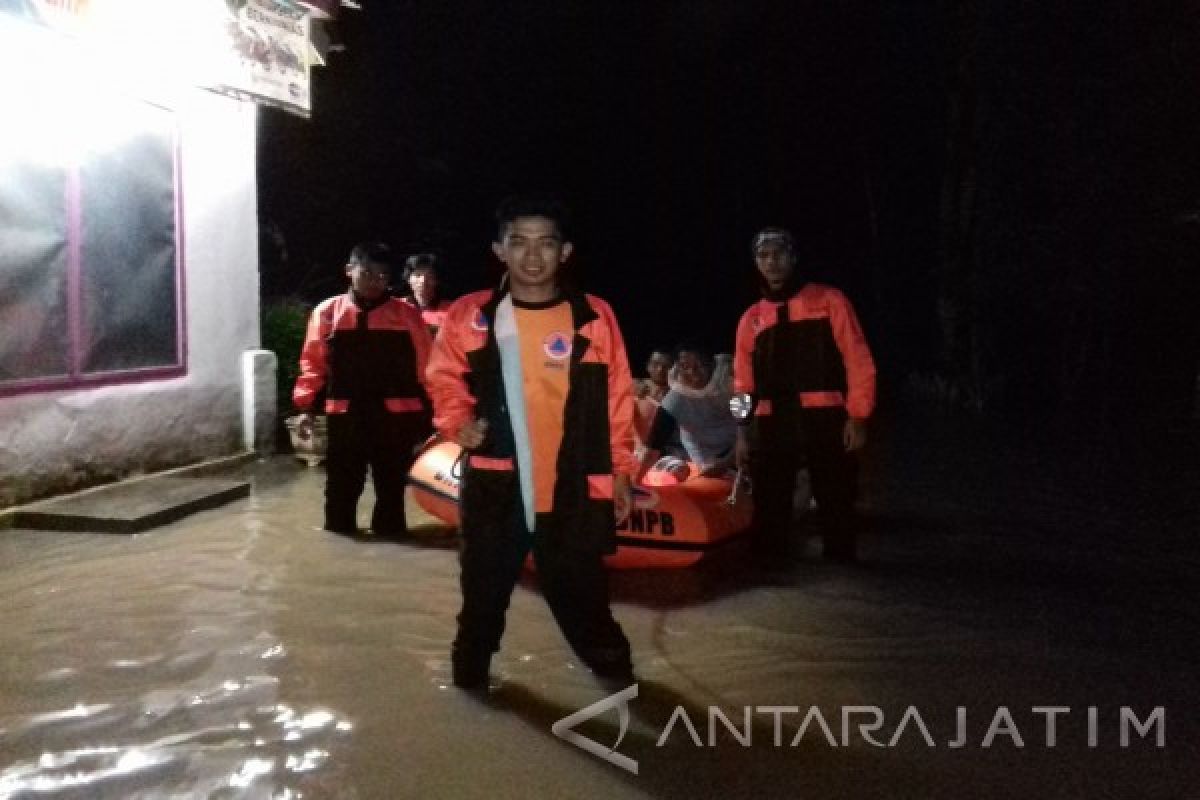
top-left (613, 473), bottom-right (633, 525)
top-left (456, 418), bottom-right (489, 450)
top-left (634, 447), bottom-right (656, 484)
top-left (843, 418), bottom-right (868, 453)
top-left (667, 462), bottom-right (692, 481)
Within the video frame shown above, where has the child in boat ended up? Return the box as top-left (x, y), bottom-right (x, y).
top-left (633, 349), bottom-right (672, 444)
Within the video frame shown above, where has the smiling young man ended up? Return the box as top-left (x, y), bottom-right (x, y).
top-left (732, 227), bottom-right (877, 561)
top-left (425, 195), bottom-right (637, 689)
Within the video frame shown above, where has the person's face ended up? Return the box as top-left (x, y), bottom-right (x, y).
top-left (646, 353), bottom-right (672, 386)
top-left (407, 266), bottom-right (437, 305)
top-left (754, 241), bottom-right (795, 292)
top-left (676, 351), bottom-right (710, 390)
top-left (492, 216), bottom-right (573, 295)
top-left (346, 259), bottom-right (389, 300)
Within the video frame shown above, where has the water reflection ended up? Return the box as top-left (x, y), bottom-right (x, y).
top-left (0, 465), bottom-right (355, 799)
top-left (0, 445), bottom-right (1196, 798)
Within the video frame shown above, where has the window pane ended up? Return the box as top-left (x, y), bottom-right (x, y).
top-left (0, 161), bottom-right (69, 383)
top-left (78, 99), bottom-right (178, 375)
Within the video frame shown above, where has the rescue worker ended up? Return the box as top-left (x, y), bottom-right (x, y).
top-left (732, 227), bottom-right (876, 561)
top-left (293, 242), bottom-right (433, 537)
top-left (425, 195), bottom-right (637, 689)
top-left (400, 252), bottom-right (452, 337)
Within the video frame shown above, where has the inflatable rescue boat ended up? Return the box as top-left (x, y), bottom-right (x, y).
top-left (406, 438), bottom-right (752, 568)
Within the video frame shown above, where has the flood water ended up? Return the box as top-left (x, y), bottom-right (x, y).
top-left (1, 408), bottom-right (1198, 799)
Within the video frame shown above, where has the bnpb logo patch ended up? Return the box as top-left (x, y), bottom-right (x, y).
top-left (543, 332), bottom-right (572, 360)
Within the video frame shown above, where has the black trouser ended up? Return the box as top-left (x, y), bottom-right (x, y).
top-left (453, 497), bottom-right (631, 677)
top-left (324, 403), bottom-right (426, 535)
top-left (750, 406), bottom-right (859, 557)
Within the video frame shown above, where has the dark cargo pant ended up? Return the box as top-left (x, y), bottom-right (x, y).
top-left (452, 495), bottom-right (632, 686)
top-left (750, 406), bottom-right (859, 559)
top-left (324, 403), bottom-right (426, 535)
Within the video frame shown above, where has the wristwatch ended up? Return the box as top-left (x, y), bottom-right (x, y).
top-left (729, 392), bottom-right (755, 424)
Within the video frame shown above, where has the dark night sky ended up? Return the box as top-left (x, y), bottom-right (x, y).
top-left (258, 1), bottom-right (1200, 420)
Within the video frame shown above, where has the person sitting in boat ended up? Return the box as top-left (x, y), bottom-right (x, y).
top-left (638, 345), bottom-right (738, 483)
top-left (633, 349), bottom-right (673, 446)
top-left (400, 252), bottom-right (452, 336)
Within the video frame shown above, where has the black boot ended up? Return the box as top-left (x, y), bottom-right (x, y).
top-left (584, 644), bottom-right (634, 685)
top-left (451, 647), bottom-right (491, 690)
top-left (370, 525), bottom-right (409, 540)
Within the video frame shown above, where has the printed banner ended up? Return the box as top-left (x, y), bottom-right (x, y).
top-left (24, 0), bottom-right (94, 30)
top-left (213, 0), bottom-right (312, 116)
top-left (9, 0), bottom-right (316, 117)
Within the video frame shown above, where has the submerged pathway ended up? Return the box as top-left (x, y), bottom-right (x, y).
top-left (0, 409), bottom-right (1196, 798)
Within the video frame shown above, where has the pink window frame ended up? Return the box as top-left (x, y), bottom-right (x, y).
top-left (0, 111), bottom-right (186, 398)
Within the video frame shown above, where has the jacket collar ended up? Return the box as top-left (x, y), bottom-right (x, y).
top-left (346, 289), bottom-right (389, 313)
top-left (479, 287), bottom-right (597, 333)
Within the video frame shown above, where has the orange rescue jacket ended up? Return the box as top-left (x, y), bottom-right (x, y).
top-left (425, 289), bottom-right (636, 552)
top-left (733, 283), bottom-right (876, 420)
top-left (400, 295), bottom-right (451, 337)
top-left (293, 292), bottom-right (432, 415)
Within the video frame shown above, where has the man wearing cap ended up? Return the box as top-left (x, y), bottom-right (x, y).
top-left (731, 228), bottom-right (876, 561)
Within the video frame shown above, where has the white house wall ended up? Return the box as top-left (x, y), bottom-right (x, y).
top-left (0, 90), bottom-right (259, 507)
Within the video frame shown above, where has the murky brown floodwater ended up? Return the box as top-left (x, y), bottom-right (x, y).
top-left (1, 413), bottom-right (1198, 798)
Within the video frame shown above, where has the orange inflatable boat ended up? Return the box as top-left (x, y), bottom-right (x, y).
top-left (406, 438), bottom-right (753, 568)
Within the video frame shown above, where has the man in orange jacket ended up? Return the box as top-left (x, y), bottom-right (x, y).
top-left (293, 242), bottom-right (433, 537)
top-left (426, 195), bottom-right (637, 689)
top-left (732, 227), bottom-right (877, 561)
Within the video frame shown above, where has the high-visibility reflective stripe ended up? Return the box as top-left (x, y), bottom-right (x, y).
top-left (384, 397), bottom-right (425, 413)
top-left (587, 474), bottom-right (614, 499)
top-left (753, 392), bottom-right (846, 417)
top-left (468, 455), bottom-right (515, 471)
top-left (798, 390), bottom-right (845, 408)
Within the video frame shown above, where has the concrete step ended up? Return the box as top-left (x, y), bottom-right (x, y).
top-left (10, 476), bottom-right (251, 534)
